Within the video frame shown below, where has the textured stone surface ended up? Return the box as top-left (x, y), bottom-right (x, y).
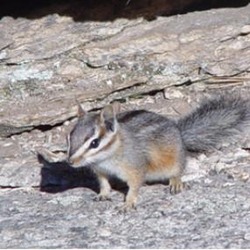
top-left (1, 176), bottom-right (250, 248)
top-left (0, 1), bottom-right (250, 248)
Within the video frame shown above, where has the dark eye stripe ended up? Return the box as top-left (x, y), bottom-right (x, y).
top-left (87, 133), bottom-right (118, 158)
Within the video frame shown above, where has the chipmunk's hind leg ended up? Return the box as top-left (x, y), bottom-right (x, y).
top-left (146, 141), bottom-right (186, 194)
top-left (168, 150), bottom-right (186, 195)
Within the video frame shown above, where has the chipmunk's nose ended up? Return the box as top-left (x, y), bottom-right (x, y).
top-left (67, 155), bottom-right (82, 167)
top-left (67, 157), bottom-right (74, 165)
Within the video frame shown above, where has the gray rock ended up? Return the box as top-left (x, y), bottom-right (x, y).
top-left (0, 1), bottom-right (250, 248)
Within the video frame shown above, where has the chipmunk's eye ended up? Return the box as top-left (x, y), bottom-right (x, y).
top-left (89, 138), bottom-right (100, 149)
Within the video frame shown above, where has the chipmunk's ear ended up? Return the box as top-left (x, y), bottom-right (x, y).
top-left (100, 102), bottom-right (120, 132)
top-left (77, 103), bottom-right (86, 118)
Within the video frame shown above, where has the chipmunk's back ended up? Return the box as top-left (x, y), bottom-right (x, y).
top-left (117, 109), bottom-right (177, 135)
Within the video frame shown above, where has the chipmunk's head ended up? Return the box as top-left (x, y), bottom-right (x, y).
top-left (67, 103), bottom-right (120, 168)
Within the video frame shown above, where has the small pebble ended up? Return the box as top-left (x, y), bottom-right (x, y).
top-left (244, 233), bottom-right (250, 241)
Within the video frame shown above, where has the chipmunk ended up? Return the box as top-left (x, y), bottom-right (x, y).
top-left (67, 95), bottom-right (250, 211)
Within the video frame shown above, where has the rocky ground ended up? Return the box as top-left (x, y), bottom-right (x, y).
top-left (0, 0), bottom-right (250, 248)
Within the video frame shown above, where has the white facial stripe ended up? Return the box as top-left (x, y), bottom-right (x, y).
top-left (67, 134), bottom-right (71, 156)
top-left (70, 128), bottom-right (100, 161)
top-left (70, 143), bottom-right (87, 161)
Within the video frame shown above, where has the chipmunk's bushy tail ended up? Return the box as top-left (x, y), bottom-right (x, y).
top-left (177, 95), bottom-right (250, 152)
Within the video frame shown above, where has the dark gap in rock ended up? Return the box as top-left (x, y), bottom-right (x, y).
top-left (5, 119), bottom-right (73, 138)
top-left (0, 185), bottom-right (40, 189)
top-left (0, 0), bottom-right (248, 21)
top-left (174, 80), bottom-right (193, 87)
top-left (3, 83), bottom-right (160, 138)
top-left (128, 88), bottom-right (164, 100)
top-left (142, 89), bottom-right (164, 96)
top-left (0, 185), bottom-right (21, 189)
top-left (185, 0), bottom-right (250, 14)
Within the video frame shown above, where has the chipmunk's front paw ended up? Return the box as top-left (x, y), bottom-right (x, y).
top-left (169, 176), bottom-right (185, 194)
top-left (94, 194), bottom-right (112, 202)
